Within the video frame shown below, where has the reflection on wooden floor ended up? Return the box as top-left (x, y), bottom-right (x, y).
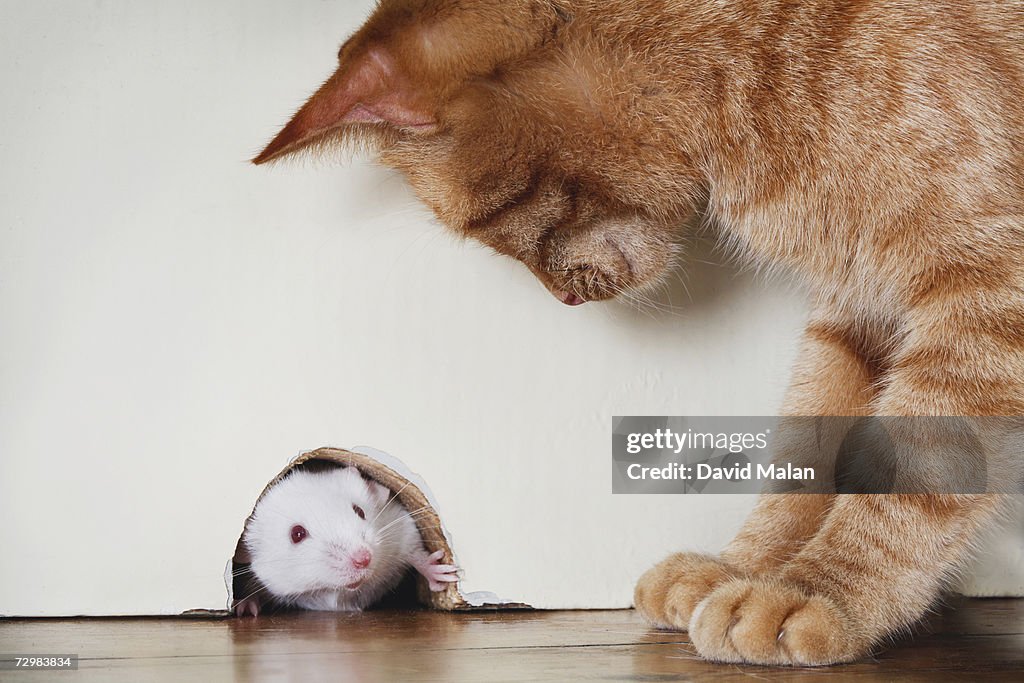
top-left (1, 598), bottom-right (1021, 681)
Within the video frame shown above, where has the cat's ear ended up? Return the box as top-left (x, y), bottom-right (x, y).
top-left (252, 45), bottom-right (437, 165)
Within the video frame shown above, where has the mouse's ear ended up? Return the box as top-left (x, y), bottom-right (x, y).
top-left (366, 479), bottom-right (392, 508)
top-left (338, 464), bottom-right (364, 483)
top-left (345, 464), bottom-right (392, 506)
top-left (252, 42), bottom-right (437, 165)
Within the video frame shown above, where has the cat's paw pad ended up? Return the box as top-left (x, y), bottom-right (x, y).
top-left (689, 578), bottom-right (863, 666)
top-left (634, 553), bottom-right (737, 631)
top-left (422, 549), bottom-right (460, 592)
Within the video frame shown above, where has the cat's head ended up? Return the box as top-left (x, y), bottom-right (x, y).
top-left (255, 0), bottom-right (696, 305)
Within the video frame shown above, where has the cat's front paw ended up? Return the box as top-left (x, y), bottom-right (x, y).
top-left (634, 553), bottom-right (737, 630)
top-left (689, 577), bottom-right (865, 666)
top-left (420, 549), bottom-right (460, 592)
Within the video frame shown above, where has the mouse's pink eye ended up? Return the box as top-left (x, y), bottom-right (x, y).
top-left (352, 504), bottom-right (365, 520)
top-left (290, 525), bottom-right (308, 544)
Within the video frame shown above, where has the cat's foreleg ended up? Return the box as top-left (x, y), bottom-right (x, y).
top-left (635, 311), bottom-right (878, 630)
top-left (688, 294), bottom-right (1020, 664)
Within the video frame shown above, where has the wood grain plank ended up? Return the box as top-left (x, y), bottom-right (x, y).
top-left (0, 600), bottom-right (1020, 682)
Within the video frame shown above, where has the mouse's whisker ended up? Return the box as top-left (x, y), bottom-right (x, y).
top-left (375, 507), bottom-right (433, 535)
top-left (380, 520), bottom-right (440, 540)
top-left (234, 582), bottom-right (270, 608)
top-left (371, 480), bottom-right (415, 525)
top-left (378, 505), bottom-right (433, 525)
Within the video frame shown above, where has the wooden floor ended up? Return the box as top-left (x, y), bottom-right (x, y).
top-left (0, 598), bottom-right (1021, 681)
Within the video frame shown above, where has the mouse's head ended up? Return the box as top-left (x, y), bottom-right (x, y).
top-left (245, 466), bottom-right (392, 599)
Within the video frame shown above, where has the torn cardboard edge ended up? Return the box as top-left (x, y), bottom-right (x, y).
top-left (224, 445), bottom-right (530, 613)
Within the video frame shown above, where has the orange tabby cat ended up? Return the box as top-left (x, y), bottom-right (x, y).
top-left (255, 0), bottom-right (1024, 666)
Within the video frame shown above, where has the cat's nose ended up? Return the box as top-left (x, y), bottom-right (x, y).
top-left (351, 548), bottom-right (372, 569)
top-left (551, 287), bottom-right (586, 306)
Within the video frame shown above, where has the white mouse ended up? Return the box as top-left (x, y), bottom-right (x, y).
top-left (235, 465), bottom-right (458, 616)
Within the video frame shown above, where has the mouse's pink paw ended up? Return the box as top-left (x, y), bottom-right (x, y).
top-left (234, 597), bottom-right (261, 618)
top-left (634, 553), bottom-right (737, 630)
top-left (689, 577), bottom-right (866, 666)
top-left (421, 549), bottom-right (460, 592)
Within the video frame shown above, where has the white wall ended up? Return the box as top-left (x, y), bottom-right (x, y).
top-left (0, 0), bottom-right (1019, 616)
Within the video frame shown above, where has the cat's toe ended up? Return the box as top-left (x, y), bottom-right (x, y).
top-left (689, 578), bottom-right (863, 666)
top-left (634, 553), bottom-right (736, 631)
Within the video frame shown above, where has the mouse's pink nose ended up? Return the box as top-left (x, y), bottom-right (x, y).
top-left (351, 548), bottom-right (372, 569)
